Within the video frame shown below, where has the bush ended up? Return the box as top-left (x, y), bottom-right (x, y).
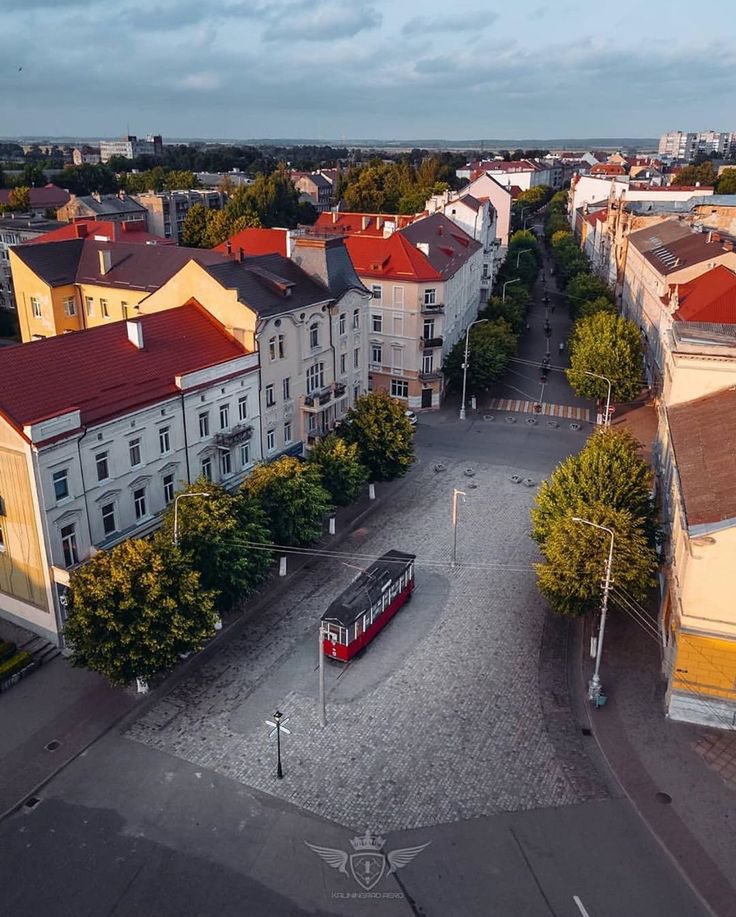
top-left (341, 392), bottom-right (415, 481)
top-left (0, 640), bottom-right (17, 663)
top-left (0, 650), bottom-right (32, 680)
top-left (308, 434), bottom-right (369, 506)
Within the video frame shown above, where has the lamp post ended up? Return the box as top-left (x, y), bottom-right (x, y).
top-left (572, 517), bottom-right (614, 705)
top-left (515, 248), bottom-right (532, 269)
top-left (583, 371), bottom-right (612, 428)
top-left (318, 623), bottom-right (326, 727)
top-left (459, 318), bottom-right (488, 420)
top-left (173, 491), bottom-right (211, 545)
top-left (502, 278), bottom-right (521, 303)
top-left (265, 710), bottom-right (291, 778)
top-left (451, 488), bottom-right (467, 567)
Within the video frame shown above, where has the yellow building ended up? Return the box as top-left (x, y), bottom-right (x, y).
top-left (9, 238), bottom-right (228, 342)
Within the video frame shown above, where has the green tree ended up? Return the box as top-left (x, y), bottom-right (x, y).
top-left (163, 169), bottom-right (199, 191)
top-left (716, 168), bottom-right (736, 194)
top-left (243, 456), bottom-right (332, 546)
top-left (672, 161), bottom-right (717, 187)
top-left (565, 272), bottom-right (614, 318)
top-left (180, 203), bottom-right (209, 247)
top-left (204, 209), bottom-right (235, 248)
top-left (1, 186), bottom-right (30, 212)
top-left (443, 319), bottom-right (516, 395)
top-left (341, 391), bottom-right (415, 481)
top-left (481, 294), bottom-right (526, 333)
top-left (535, 505), bottom-right (657, 616)
top-left (308, 433), bottom-right (369, 505)
top-left (567, 312), bottom-right (643, 403)
top-left (226, 167), bottom-right (301, 228)
top-left (64, 538), bottom-right (217, 686)
top-left (157, 478), bottom-right (272, 612)
top-left (20, 163), bottom-right (47, 187)
top-left (531, 428), bottom-right (655, 547)
top-left (577, 295), bottom-right (617, 320)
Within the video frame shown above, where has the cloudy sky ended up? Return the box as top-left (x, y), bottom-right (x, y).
top-left (3, 0), bottom-right (735, 140)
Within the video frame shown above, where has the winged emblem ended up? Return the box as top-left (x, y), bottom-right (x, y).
top-left (387, 843), bottom-right (431, 873)
top-left (304, 842), bottom-right (349, 876)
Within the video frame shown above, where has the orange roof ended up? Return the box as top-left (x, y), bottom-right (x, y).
top-left (345, 233), bottom-right (441, 282)
top-left (591, 163), bottom-right (627, 175)
top-left (672, 265), bottom-right (736, 323)
top-left (313, 211), bottom-right (420, 237)
top-left (215, 228), bottom-right (288, 257)
top-left (26, 218), bottom-right (171, 246)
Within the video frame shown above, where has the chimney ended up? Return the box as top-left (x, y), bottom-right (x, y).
top-left (416, 242), bottom-right (430, 257)
top-left (118, 190), bottom-right (126, 200)
top-left (126, 320), bottom-right (144, 350)
top-left (98, 249), bottom-right (112, 274)
top-left (723, 240), bottom-right (733, 252)
top-left (225, 239), bottom-right (232, 255)
top-left (238, 247), bottom-right (245, 262)
top-left (92, 191), bottom-right (102, 203)
top-left (362, 216), bottom-right (370, 231)
top-left (332, 211), bottom-right (338, 224)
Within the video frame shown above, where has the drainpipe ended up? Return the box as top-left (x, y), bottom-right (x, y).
top-left (75, 427), bottom-right (95, 553)
top-left (179, 393), bottom-right (192, 485)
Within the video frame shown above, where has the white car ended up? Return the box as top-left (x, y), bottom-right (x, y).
top-left (405, 410), bottom-right (417, 427)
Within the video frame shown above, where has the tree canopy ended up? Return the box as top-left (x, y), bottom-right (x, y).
top-left (716, 168), bottom-right (736, 195)
top-left (0, 186), bottom-right (30, 213)
top-left (567, 312), bottom-right (644, 403)
top-left (308, 434), bottom-right (369, 506)
top-left (443, 318), bottom-right (517, 395)
top-left (672, 161), bottom-right (717, 188)
top-left (341, 391), bottom-right (415, 481)
top-left (337, 156), bottom-right (458, 214)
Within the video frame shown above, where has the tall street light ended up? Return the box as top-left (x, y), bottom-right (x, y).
top-left (515, 248), bottom-right (532, 269)
top-left (265, 710), bottom-right (291, 779)
top-left (173, 491), bottom-right (212, 545)
top-left (572, 517), bottom-right (614, 706)
top-left (583, 370), bottom-right (613, 428)
top-left (502, 278), bottom-right (521, 303)
top-left (459, 318), bottom-right (488, 420)
top-left (451, 488), bottom-right (467, 567)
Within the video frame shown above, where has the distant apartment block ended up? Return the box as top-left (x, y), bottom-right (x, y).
top-left (658, 130), bottom-right (736, 162)
top-left (99, 134), bottom-right (163, 163)
top-left (134, 189), bottom-right (226, 242)
top-left (72, 145), bottom-right (101, 166)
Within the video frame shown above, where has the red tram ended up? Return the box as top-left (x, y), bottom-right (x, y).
top-left (321, 550), bottom-right (416, 661)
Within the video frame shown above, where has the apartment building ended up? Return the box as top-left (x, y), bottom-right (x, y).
top-left (99, 134), bottom-right (163, 163)
top-left (456, 172), bottom-right (513, 249)
top-left (57, 192), bottom-right (147, 225)
top-left (0, 214), bottom-right (64, 311)
top-left (293, 173), bottom-right (333, 212)
top-left (0, 304), bottom-right (261, 646)
top-left (72, 146), bottom-right (101, 166)
top-left (134, 189), bottom-right (226, 243)
top-left (9, 238), bottom-right (228, 341)
top-left (658, 130), bottom-right (736, 162)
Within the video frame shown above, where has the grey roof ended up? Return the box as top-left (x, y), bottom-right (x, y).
top-left (0, 215), bottom-right (64, 235)
top-left (203, 253), bottom-right (333, 318)
top-left (627, 219), bottom-right (694, 255)
top-left (399, 212), bottom-right (482, 279)
top-left (73, 195), bottom-right (146, 216)
top-left (301, 173), bottom-right (332, 189)
top-left (456, 194), bottom-right (482, 212)
top-left (290, 234), bottom-right (370, 300)
top-left (624, 194), bottom-right (736, 216)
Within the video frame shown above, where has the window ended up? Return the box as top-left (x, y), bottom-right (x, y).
top-left (30, 296), bottom-right (42, 319)
top-left (220, 449), bottom-right (232, 477)
top-left (60, 523), bottom-right (78, 568)
top-left (340, 353), bottom-right (346, 375)
top-left (85, 296), bottom-right (94, 317)
top-left (424, 288), bottom-right (437, 305)
top-left (52, 468), bottom-right (69, 501)
top-left (392, 347), bottom-right (403, 372)
top-left (309, 322), bottom-right (319, 349)
top-left (306, 362), bottom-right (324, 394)
top-left (63, 297), bottom-right (76, 317)
top-left (133, 487), bottom-right (147, 520)
top-left (372, 313), bottom-right (382, 333)
top-left (201, 457), bottom-right (212, 480)
top-left (339, 313), bottom-right (346, 335)
top-left (423, 318), bottom-right (435, 339)
top-left (122, 301), bottom-right (130, 319)
top-left (392, 286), bottom-right (404, 307)
top-left (219, 404), bottom-right (229, 429)
top-left (159, 426), bottom-right (171, 454)
top-left (371, 343), bottom-right (382, 367)
top-left (354, 384), bottom-right (360, 403)
top-left (352, 309), bottom-right (360, 330)
top-left (0, 524), bottom-right (4, 554)
top-left (284, 421), bottom-right (292, 443)
top-left (95, 452), bottom-right (109, 482)
top-left (238, 396), bottom-right (248, 421)
top-left (198, 412), bottom-right (210, 438)
top-left (129, 437), bottom-right (141, 467)
top-left (101, 503), bottom-right (116, 537)
top-left (268, 334), bottom-right (285, 360)
top-left (422, 352), bottom-right (434, 374)
top-left (100, 298), bottom-right (109, 318)
top-left (371, 285), bottom-right (381, 300)
top-left (307, 414), bottom-right (317, 433)
top-left (354, 347), bottom-right (360, 369)
top-left (266, 429), bottom-right (275, 452)
top-left (391, 379), bottom-right (409, 399)
top-left (240, 441), bottom-right (250, 467)
top-left (282, 377), bottom-right (291, 400)
top-left (163, 473), bottom-right (175, 503)
top-left (265, 384), bottom-right (275, 408)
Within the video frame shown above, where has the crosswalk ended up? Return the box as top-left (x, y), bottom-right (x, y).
top-left (485, 398), bottom-right (592, 422)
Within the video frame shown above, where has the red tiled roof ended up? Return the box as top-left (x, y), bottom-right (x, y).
top-left (313, 211), bottom-right (420, 237)
top-left (25, 218), bottom-right (171, 246)
top-left (0, 304), bottom-right (249, 434)
top-left (591, 163), bottom-right (627, 175)
top-left (215, 228), bottom-right (288, 257)
top-left (0, 183), bottom-right (70, 209)
top-left (672, 266), bottom-right (736, 323)
top-left (508, 185), bottom-right (523, 199)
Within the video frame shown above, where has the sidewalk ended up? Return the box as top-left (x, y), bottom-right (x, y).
top-left (580, 610), bottom-right (736, 917)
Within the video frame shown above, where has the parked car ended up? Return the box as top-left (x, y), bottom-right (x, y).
top-left (405, 410), bottom-right (417, 426)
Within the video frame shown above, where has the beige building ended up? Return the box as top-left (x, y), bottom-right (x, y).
top-left (57, 192), bottom-right (147, 225)
top-left (134, 189), bottom-right (226, 243)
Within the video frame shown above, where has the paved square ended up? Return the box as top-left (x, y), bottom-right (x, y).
top-left (127, 455), bottom-right (588, 831)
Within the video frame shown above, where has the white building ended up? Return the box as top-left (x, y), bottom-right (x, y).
top-left (99, 134), bottom-right (163, 163)
top-left (658, 131), bottom-right (736, 162)
top-left (0, 304), bottom-right (261, 645)
top-left (0, 214), bottom-right (64, 311)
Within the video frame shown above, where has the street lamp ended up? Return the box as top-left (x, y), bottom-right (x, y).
top-left (583, 371), bottom-right (612, 428)
top-left (459, 318), bottom-right (488, 420)
top-left (451, 488), bottom-right (467, 568)
top-left (502, 278), bottom-right (521, 303)
top-left (572, 517), bottom-right (614, 706)
top-left (265, 710), bottom-right (291, 779)
top-left (515, 248), bottom-right (532, 269)
top-left (173, 491), bottom-right (212, 545)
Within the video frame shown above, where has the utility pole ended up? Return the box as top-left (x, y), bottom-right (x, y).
top-left (502, 278), bottom-right (521, 304)
top-left (451, 489), bottom-right (466, 567)
top-left (459, 318), bottom-right (488, 420)
top-left (572, 517), bottom-right (614, 705)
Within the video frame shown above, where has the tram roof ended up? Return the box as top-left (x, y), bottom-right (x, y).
top-left (321, 550), bottom-right (416, 628)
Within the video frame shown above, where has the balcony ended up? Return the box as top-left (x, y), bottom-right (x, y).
top-left (419, 370), bottom-right (442, 382)
top-left (420, 336), bottom-right (444, 349)
top-left (421, 301), bottom-right (444, 314)
top-left (333, 381), bottom-right (347, 397)
top-left (214, 424), bottom-right (253, 447)
top-left (303, 386), bottom-right (334, 411)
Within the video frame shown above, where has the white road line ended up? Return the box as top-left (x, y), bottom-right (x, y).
top-left (573, 895), bottom-right (592, 917)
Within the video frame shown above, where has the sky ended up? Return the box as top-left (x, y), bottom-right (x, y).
top-left (2, 0), bottom-right (736, 141)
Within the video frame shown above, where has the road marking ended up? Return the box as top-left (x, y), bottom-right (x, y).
top-left (573, 895), bottom-right (592, 917)
top-left (486, 398), bottom-right (592, 422)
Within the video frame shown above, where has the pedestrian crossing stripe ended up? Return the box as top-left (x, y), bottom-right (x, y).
top-left (486, 398), bottom-right (592, 422)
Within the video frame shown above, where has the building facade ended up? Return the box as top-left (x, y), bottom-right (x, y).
top-left (0, 215), bottom-right (65, 311)
top-left (99, 134), bottom-right (163, 163)
top-left (134, 189), bottom-right (227, 243)
top-left (658, 130), bottom-right (736, 162)
top-left (57, 192), bottom-right (148, 225)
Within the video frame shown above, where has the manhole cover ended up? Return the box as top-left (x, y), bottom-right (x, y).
top-left (467, 482), bottom-right (478, 489)
top-left (570, 422), bottom-right (581, 431)
top-left (45, 740), bottom-right (61, 752)
top-left (547, 420), bottom-right (559, 428)
top-left (505, 415), bottom-right (516, 424)
top-left (433, 463), bottom-right (446, 472)
top-left (523, 478), bottom-right (536, 487)
top-left (464, 468), bottom-right (476, 477)
top-left (24, 796), bottom-right (41, 810)
top-left (581, 727), bottom-right (592, 736)
top-left (483, 414), bottom-right (495, 421)
top-left (655, 791), bottom-right (672, 804)
top-left (526, 417), bottom-right (537, 425)
top-left (510, 475), bottom-right (522, 483)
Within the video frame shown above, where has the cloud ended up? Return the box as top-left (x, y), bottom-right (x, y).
top-left (401, 11), bottom-right (496, 36)
top-left (178, 71), bottom-right (221, 91)
top-left (262, 0), bottom-right (381, 41)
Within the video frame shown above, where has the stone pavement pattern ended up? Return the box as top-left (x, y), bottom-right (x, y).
top-left (127, 456), bottom-right (600, 832)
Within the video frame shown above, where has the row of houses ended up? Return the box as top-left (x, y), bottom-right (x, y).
top-left (565, 176), bottom-right (736, 728)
